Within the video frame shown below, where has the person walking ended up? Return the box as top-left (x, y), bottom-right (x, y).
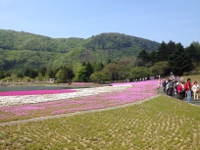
top-left (184, 78), bottom-right (192, 102)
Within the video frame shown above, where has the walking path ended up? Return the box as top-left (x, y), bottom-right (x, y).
top-left (157, 87), bottom-right (200, 106)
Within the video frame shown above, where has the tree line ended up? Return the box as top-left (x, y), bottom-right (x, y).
top-left (0, 40), bottom-right (200, 83)
top-left (136, 41), bottom-right (200, 76)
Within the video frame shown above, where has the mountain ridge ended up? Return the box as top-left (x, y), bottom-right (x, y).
top-left (0, 29), bottom-right (160, 71)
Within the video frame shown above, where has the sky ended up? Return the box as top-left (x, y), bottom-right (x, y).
top-left (0, 0), bottom-right (199, 47)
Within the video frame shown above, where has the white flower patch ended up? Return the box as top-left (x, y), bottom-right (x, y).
top-left (0, 85), bottom-right (132, 107)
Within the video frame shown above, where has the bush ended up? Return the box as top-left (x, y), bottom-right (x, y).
top-left (183, 72), bottom-right (189, 76)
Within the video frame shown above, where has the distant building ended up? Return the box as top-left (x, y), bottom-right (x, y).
top-left (49, 78), bottom-right (55, 83)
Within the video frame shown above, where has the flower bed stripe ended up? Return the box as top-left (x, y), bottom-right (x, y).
top-left (0, 89), bottom-right (76, 96)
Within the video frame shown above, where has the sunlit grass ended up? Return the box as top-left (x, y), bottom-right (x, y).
top-left (1, 95), bottom-right (200, 149)
top-left (183, 75), bottom-right (200, 83)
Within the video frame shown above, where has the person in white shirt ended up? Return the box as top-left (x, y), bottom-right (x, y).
top-left (192, 81), bottom-right (199, 100)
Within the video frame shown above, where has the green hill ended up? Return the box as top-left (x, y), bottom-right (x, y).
top-left (0, 29), bottom-right (160, 71)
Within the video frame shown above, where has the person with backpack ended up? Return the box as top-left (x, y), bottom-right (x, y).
top-left (184, 78), bottom-right (192, 102)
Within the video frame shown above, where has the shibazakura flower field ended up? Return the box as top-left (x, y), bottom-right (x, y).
top-left (0, 80), bottom-right (157, 122)
top-left (1, 80), bottom-right (200, 149)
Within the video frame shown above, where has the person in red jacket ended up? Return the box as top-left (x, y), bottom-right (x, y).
top-left (185, 78), bottom-right (192, 102)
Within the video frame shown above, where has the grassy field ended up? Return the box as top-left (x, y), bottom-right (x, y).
top-left (1, 95), bottom-right (200, 149)
top-left (183, 74), bottom-right (200, 83)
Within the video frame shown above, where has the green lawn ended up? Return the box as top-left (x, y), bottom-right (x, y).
top-left (183, 75), bottom-right (200, 83)
top-left (1, 95), bottom-right (200, 150)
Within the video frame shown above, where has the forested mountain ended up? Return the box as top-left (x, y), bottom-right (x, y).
top-left (0, 29), bottom-right (160, 71)
top-left (0, 30), bottom-right (84, 52)
top-left (1, 29), bottom-right (200, 83)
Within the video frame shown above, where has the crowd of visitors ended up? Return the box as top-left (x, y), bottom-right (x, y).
top-left (158, 72), bottom-right (200, 102)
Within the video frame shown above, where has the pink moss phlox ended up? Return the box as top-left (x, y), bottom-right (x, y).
top-left (0, 80), bottom-right (158, 120)
top-left (0, 89), bottom-right (76, 96)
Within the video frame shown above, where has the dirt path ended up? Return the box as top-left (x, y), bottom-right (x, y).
top-left (0, 94), bottom-right (160, 126)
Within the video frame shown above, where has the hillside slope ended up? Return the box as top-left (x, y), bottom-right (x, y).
top-left (0, 29), bottom-right (160, 70)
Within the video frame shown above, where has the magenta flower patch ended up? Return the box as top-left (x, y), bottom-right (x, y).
top-left (0, 80), bottom-right (158, 122)
top-left (0, 89), bottom-right (76, 96)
